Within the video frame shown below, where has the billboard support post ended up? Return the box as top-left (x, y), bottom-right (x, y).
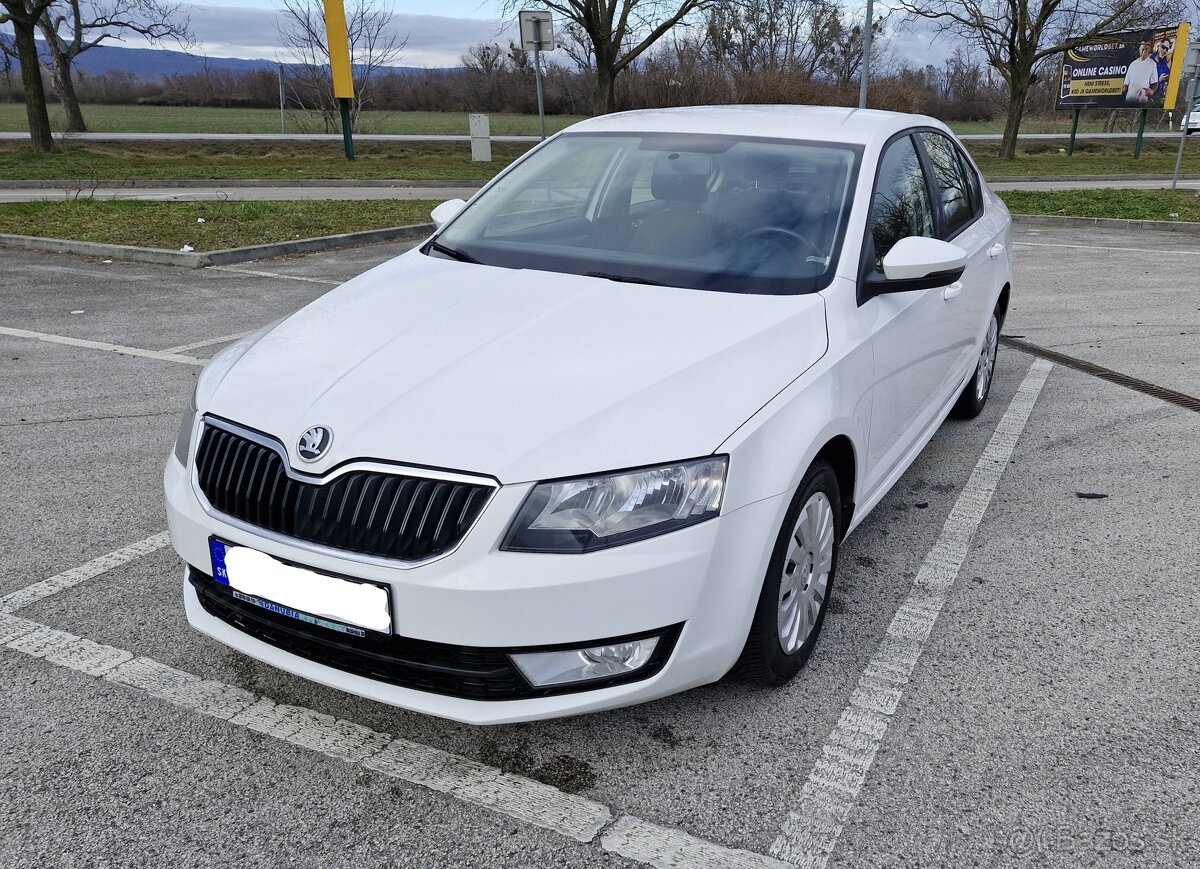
top-left (1068, 108), bottom-right (1081, 155)
top-left (1134, 108), bottom-right (1147, 158)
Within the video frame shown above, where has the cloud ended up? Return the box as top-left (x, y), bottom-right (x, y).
top-left (152, 3), bottom-right (517, 68)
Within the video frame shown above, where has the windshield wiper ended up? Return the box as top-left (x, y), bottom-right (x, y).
top-left (427, 240), bottom-right (479, 264)
top-left (584, 271), bottom-right (666, 286)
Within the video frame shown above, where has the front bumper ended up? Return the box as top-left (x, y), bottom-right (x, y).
top-left (166, 455), bottom-right (787, 724)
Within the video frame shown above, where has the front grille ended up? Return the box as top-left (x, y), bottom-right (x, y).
top-left (189, 568), bottom-right (682, 700)
top-left (195, 422), bottom-right (493, 562)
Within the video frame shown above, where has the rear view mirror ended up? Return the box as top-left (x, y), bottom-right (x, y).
top-left (870, 236), bottom-right (967, 294)
top-left (430, 199), bottom-right (467, 229)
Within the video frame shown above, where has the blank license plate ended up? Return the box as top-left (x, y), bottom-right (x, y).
top-left (209, 538), bottom-right (392, 638)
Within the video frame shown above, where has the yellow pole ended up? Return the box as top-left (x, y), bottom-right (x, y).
top-left (323, 0), bottom-right (356, 159)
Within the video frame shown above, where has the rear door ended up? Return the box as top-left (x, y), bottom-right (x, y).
top-left (915, 131), bottom-right (1001, 386)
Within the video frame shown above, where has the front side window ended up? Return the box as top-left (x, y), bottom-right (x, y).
top-left (869, 135), bottom-right (934, 267)
top-left (920, 131), bottom-right (973, 236)
top-left (430, 133), bottom-right (861, 295)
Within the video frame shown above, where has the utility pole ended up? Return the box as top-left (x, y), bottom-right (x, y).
top-left (858, 0), bottom-right (873, 109)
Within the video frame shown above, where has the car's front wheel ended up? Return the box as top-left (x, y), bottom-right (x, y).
top-left (734, 460), bottom-right (841, 685)
top-left (950, 308), bottom-right (1000, 419)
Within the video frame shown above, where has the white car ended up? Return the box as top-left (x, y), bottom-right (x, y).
top-left (1185, 108), bottom-right (1200, 134)
top-left (165, 106), bottom-right (1012, 724)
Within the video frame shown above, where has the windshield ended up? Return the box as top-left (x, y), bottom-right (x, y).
top-left (429, 132), bottom-right (861, 295)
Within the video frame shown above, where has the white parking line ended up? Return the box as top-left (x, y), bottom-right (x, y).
top-left (1014, 241), bottom-right (1200, 256)
top-left (207, 265), bottom-right (341, 285)
top-left (769, 358), bottom-right (1053, 868)
top-left (0, 326), bottom-right (205, 366)
top-left (1, 535), bottom-right (795, 866)
top-left (162, 331), bottom-right (253, 354)
top-left (0, 532), bottom-right (171, 613)
top-left (603, 816), bottom-right (791, 868)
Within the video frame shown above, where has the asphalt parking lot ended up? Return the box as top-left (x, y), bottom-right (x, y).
top-left (2, 224), bottom-right (1197, 868)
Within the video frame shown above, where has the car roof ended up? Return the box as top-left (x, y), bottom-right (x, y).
top-left (562, 105), bottom-right (948, 148)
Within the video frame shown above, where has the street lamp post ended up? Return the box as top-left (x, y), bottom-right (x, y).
top-left (858, 0), bottom-right (873, 109)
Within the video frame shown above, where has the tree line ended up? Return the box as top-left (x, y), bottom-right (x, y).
top-left (2, 0), bottom-right (1189, 156)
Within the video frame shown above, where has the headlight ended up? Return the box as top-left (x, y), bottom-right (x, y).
top-left (172, 386), bottom-right (198, 467)
top-left (501, 456), bottom-right (727, 553)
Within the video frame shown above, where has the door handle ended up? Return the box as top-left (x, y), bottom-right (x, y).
top-left (988, 243), bottom-right (1005, 259)
top-left (943, 282), bottom-right (963, 300)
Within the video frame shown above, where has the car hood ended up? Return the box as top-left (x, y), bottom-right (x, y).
top-left (203, 251), bottom-right (828, 483)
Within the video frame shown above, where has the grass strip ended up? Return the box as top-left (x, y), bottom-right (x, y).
top-left (0, 140), bottom-right (531, 181)
top-left (0, 105), bottom-right (586, 136)
top-left (996, 188), bottom-right (1200, 222)
top-left (0, 199), bottom-right (440, 251)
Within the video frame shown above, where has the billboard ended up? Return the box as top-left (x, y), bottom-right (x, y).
top-left (1057, 24), bottom-right (1191, 110)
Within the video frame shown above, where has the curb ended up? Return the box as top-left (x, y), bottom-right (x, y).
top-left (1011, 213), bottom-right (1200, 233)
top-left (0, 178), bottom-right (487, 190)
top-left (990, 173), bottom-right (1200, 182)
top-left (0, 222), bottom-right (434, 268)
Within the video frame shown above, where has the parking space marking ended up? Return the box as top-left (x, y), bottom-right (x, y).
top-left (0, 326), bottom-right (205, 366)
top-left (0, 531), bottom-right (171, 613)
top-left (769, 358), bottom-right (1053, 869)
top-left (162, 331), bottom-right (253, 354)
top-left (602, 816), bottom-right (791, 868)
top-left (2, 550), bottom-right (790, 867)
top-left (207, 265), bottom-right (342, 286)
top-left (1014, 241), bottom-right (1200, 256)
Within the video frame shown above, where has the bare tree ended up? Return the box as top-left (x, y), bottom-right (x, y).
top-left (895, 0), bottom-right (1183, 158)
top-left (275, 0), bottom-right (406, 133)
top-left (31, 0), bottom-right (192, 132)
top-left (1, 0), bottom-right (56, 151)
top-left (499, 0), bottom-right (721, 115)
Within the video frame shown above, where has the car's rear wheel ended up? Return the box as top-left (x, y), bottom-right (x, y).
top-left (950, 308), bottom-right (999, 419)
top-left (733, 460), bottom-right (841, 685)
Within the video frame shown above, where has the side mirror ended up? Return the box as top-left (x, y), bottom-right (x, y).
top-left (430, 199), bottom-right (467, 229)
top-left (869, 236), bottom-right (967, 294)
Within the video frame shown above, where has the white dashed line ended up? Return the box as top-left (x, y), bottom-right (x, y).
top-left (162, 331), bottom-right (253, 354)
top-left (207, 265), bottom-right (341, 285)
top-left (0, 326), bottom-right (206, 365)
top-left (769, 358), bottom-right (1053, 869)
top-left (0, 531), bottom-right (171, 613)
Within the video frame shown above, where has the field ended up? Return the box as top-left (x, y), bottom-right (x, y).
top-left (2, 103), bottom-right (1182, 137)
top-left (2, 136), bottom-right (1198, 183)
top-left (0, 104), bottom-right (587, 136)
top-left (0, 199), bottom-right (439, 249)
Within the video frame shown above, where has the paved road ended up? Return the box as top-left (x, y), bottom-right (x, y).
top-left (0, 185), bottom-right (481, 203)
top-left (1, 226), bottom-right (1197, 867)
top-left (4, 178), bottom-right (1199, 203)
top-left (0, 130), bottom-right (1186, 143)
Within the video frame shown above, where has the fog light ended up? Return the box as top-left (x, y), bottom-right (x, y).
top-left (510, 636), bottom-right (660, 688)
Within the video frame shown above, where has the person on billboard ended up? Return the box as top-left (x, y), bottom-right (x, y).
top-left (1154, 38), bottom-right (1173, 99)
top-left (1124, 40), bottom-right (1160, 104)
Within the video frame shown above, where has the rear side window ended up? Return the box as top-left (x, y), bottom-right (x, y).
top-left (919, 131), bottom-right (974, 236)
top-left (869, 135), bottom-right (934, 267)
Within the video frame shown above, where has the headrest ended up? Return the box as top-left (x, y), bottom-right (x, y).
top-left (650, 152), bottom-right (713, 204)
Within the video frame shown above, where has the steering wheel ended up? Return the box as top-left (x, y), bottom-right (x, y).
top-left (738, 227), bottom-right (823, 268)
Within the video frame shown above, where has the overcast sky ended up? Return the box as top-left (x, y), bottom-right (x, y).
top-left (159, 0), bottom-right (951, 70)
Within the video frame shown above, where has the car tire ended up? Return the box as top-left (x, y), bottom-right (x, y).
top-left (950, 307), bottom-right (1000, 420)
top-left (733, 459), bottom-right (842, 686)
